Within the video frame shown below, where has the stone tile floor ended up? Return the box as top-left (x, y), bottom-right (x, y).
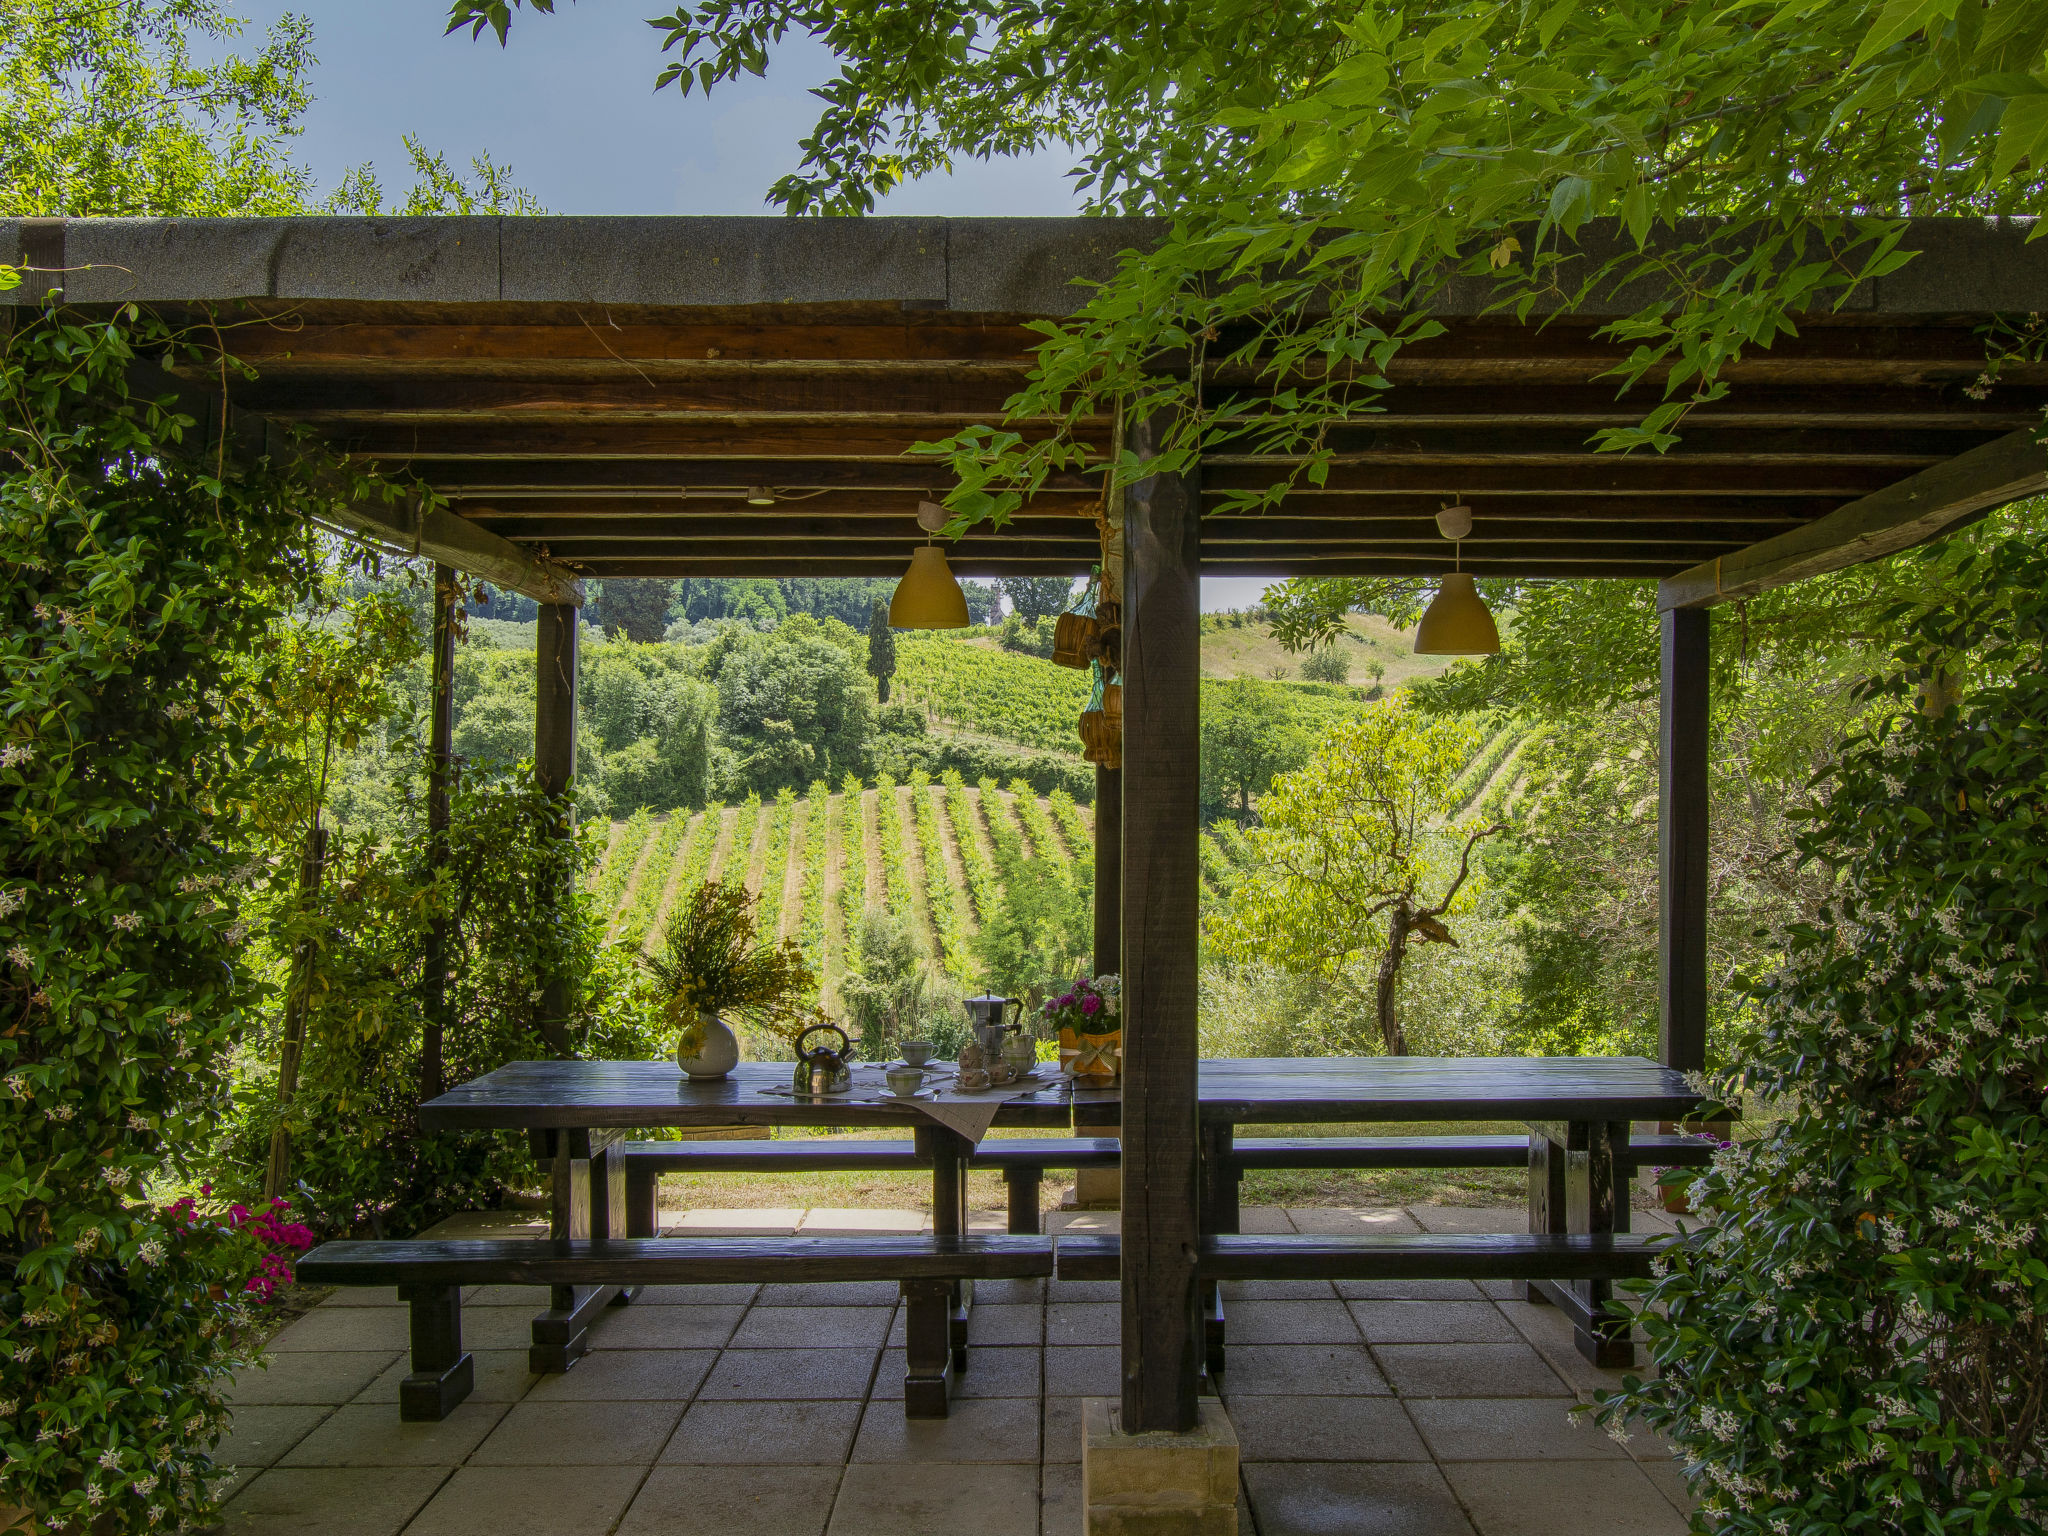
top-left (214, 1204), bottom-right (1695, 1536)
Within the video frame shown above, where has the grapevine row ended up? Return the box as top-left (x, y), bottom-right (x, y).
top-left (909, 769), bottom-right (972, 976)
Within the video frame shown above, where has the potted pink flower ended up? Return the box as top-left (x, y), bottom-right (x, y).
top-left (1043, 974), bottom-right (1121, 1084)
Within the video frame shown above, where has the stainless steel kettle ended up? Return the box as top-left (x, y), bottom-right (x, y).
top-left (793, 1022), bottom-right (855, 1096)
top-left (962, 994), bottom-right (1023, 1056)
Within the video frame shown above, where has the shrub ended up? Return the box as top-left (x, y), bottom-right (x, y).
top-left (1300, 645), bottom-right (1350, 683)
top-left (1598, 538), bottom-right (2048, 1531)
top-left (0, 309), bottom-right (336, 1532)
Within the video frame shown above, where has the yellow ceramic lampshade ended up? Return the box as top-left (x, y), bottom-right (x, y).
top-left (1413, 572), bottom-right (1499, 655)
top-left (889, 544), bottom-right (970, 629)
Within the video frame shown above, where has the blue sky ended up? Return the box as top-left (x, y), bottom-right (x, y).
top-left (246, 1), bottom-right (1270, 609)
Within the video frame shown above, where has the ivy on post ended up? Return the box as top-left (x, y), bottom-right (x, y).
top-left (534, 601), bottom-right (580, 1055)
top-left (421, 563), bottom-right (460, 1103)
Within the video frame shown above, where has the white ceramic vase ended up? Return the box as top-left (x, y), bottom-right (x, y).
top-left (676, 1012), bottom-right (740, 1080)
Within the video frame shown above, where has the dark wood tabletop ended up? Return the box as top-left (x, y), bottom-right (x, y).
top-left (420, 1055), bottom-right (1706, 1134)
top-left (416, 1059), bottom-right (1079, 1133)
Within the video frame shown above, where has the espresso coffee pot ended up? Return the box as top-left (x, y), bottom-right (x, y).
top-left (962, 994), bottom-right (1023, 1056)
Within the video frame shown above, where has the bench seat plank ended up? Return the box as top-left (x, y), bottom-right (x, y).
top-left (300, 1234), bottom-right (1054, 1287)
top-left (1054, 1232), bottom-right (1664, 1284)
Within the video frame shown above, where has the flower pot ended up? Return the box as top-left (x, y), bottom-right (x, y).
top-left (675, 1011), bottom-right (740, 1080)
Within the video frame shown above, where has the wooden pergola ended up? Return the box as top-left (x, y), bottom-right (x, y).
top-left (15, 213), bottom-right (2048, 1435)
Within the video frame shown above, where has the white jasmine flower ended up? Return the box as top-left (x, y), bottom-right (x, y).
top-left (45, 1103), bottom-right (74, 1122)
top-left (137, 1240), bottom-right (165, 1266)
top-left (98, 1449), bottom-right (122, 1471)
top-left (111, 913), bottom-right (143, 933)
top-left (100, 1165), bottom-right (132, 1188)
top-left (0, 888), bottom-right (21, 917)
top-left (5, 944), bottom-right (30, 968)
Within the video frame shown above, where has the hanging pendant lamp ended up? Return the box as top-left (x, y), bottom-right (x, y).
top-left (1413, 501), bottom-right (1500, 655)
top-left (889, 499), bottom-right (971, 629)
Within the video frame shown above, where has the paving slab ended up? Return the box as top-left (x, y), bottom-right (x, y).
top-left (1338, 1278), bottom-right (1485, 1302)
top-left (455, 1305), bottom-right (558, 1351)
top-left (759, 1280), bottom-right (903, 1307)
top-left (276, 1402), bottom-right (507, 1467)
top-left (1407, 1398), bottom-right (1630, 1462)
top-left (469, 1399), bottom-right (684, 1466)
top-left (1239, 1205), bottom-right (1298, 1234)
top-left (227, 1350), bottom-right (401, 1406)
top-left (354, 1348), bottom-right (537, 1406)
top-left (1350, 1301), bottom-right (1522, 1345)
top-left (886, 1300), bottom-right (1039, 1347)
top-left (1045, 1301), bottom-right (1118, 1345)
top-left (671, 1208), bottom-right (804, 1233)
top-left (401, 1464), bottom-right (646, 1536)
top-left (1244, 1461), bottom-right (1477, 1536)
top-left (1229, 1394), bottom-right (1429, 1462)
top-left (1042, 1397), bottom-right (1087, 1464)
top-left (588, 1304), bottom-right (747, 1350)
top-left (617, 1463), bottom-right (840, 1536)
top-left (827, 1461), bottom-right (1040, 1536)
top-left (1638, 1454), bottom-right (1700, 1518)
top-left (731, 1305), bottom-right (892, 1349)
top-left (850, 1395), bottom-right (1041, 1463)
top-left (267, 1309), bottom-right (410, 1353)
top-left (216, 1466), bottom-right (448, 1536)
top-left (1041, 1463), bottom-right (1082, 1536)
top-left (523, 1347), bottom-right (715, 1402)
top-left (1221, 1279), bottom-right (1337, 1300)
top-left (698, 1346), bottom-right (881, 1400)
top-left (800, 1207), bottom-right (927, 1231)
top-left (663, 1399), bottom-right (863, 1464)
top-left (873, 1344), bottom-right (1042, 1399)
top-left (1283, 1205), bottom-right (1425, 1236)
top-left (1043, 1345), bottom-right (1119, 1398)
top-left (213, 1404), bottom-right (332, 1469)
top-left (1224, 1300), bottom-right (1362, 1345)
top-left (1444, 1460), bottom-right (1691, 1536)
top-left (1218, 1344), bottom-right (1390, 1397)
top-left (634, 1282), bottom-right (762, 1305)
top-left (1408, 1206), bottom-right (1526, 1234)
top-left (1376, 1343), bottom-right (1571, 1399)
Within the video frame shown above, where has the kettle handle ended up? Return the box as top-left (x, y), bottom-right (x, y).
top-left (1004, 996), bottom-right (1024, 1030)
top-left (795, 1022), bottom-right (851, 1058)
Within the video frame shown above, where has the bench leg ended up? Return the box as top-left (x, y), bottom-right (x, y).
top-left (1525, 1127), bottom-right (1566, 1308)
top-left (1202, 1283), bottom-right (1226, 1384)
top-left (901, 1277), bottom-right (954, 1418)
top-left (1199, 1124), bottom-right (1236, 1381)
top-left (398, 1283), bottom-right (473, 1421)
top-left (1004, 1167), bottom-right (1041, 1235)
top-left (921, 1124), bottom-right (974, 1370)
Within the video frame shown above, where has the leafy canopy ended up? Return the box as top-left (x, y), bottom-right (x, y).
top-left (445, 0), bottom-right (2048, 520)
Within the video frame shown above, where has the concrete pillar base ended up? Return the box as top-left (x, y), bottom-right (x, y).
top-left (1081, 1398), bottom-right (1238, 1535)
top-left (1066, 1157), bottom-right (1123, 1210)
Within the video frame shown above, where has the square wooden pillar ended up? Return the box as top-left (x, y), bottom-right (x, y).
top-left (1119, 409), bottom-right (1204, 1434)
top-left (1094, 765), bottom-right (1122, 975)
top-left (535, 603), bottom-right (579, 1054)
top-left (1658, 607), bottom-right (1709, 1074)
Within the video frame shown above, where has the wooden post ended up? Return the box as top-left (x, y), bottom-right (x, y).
top-left (1093, 765), bottom-right (1122, 974)
top-left (1119, 407), bottom-right (1204, 1434)
top-left (535, 603), bottom-right (579, 1055)
top-left (421, 565), bottom-right (457, 1104)
top-left (1658, 608), bottom-right (1709, 1074)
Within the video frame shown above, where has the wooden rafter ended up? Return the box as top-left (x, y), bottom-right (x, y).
top-left (1657, 426), bottom-right (2048, 610)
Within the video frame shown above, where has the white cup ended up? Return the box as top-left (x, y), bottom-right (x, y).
top-left (885, 1066), bottom-right (924, 1098)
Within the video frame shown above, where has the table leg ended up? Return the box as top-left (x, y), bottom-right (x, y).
top-left (1527, 1120), bottom-right (1634, 1367)
top-left (1198, 1123), bottom-right (1237, 1387)
top-left (530, 1129), bottom-right (629, 1373)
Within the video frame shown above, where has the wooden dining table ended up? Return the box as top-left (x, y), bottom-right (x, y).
top-left (419, 1053), bottom-right (1707, 1370)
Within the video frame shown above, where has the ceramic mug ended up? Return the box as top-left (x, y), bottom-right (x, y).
top-left (899, 1040), bottom-right (933, 1067)
top-left (885, 1066), bottom-right (924, 1098)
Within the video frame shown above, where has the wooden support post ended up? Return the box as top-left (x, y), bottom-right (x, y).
top-left (1119, 407), bottom-right (1204, 1435)
top-left (421, 565), bottom-right (457, 1104)
top-left (1659, 607), bottom-right (1710, 1075)
top-left (1094, 766), bottom-right (1122, 974)
top-left (535, 603), bottom-right (579, 1056)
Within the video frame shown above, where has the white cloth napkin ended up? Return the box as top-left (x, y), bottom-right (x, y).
top-left (776, 1064), bottom-right (1057, 1145)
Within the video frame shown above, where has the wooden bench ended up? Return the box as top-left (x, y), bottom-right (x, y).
top-left (1227, 1131), bottom-right (1717, 1171)
top-left (1052, 1231), bottom-right (1665, 1284)
top-left (298, 1233), bottom-right (1053, 1421)
top-left (620, 1136), bottom-right (1121, 1236)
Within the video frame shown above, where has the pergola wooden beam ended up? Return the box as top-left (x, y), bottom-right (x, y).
top-left (1657, 426), bottom-right (2048, 610)
top-left (126, 358), bottom-right (584, 607)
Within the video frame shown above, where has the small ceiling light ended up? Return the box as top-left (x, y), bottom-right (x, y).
top-left (1413, 500), bottom-right (1500, 656)
top-left (744, 486), bottom-right (777, 506)
top-left (889, 499), bottom-right (970, 629)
